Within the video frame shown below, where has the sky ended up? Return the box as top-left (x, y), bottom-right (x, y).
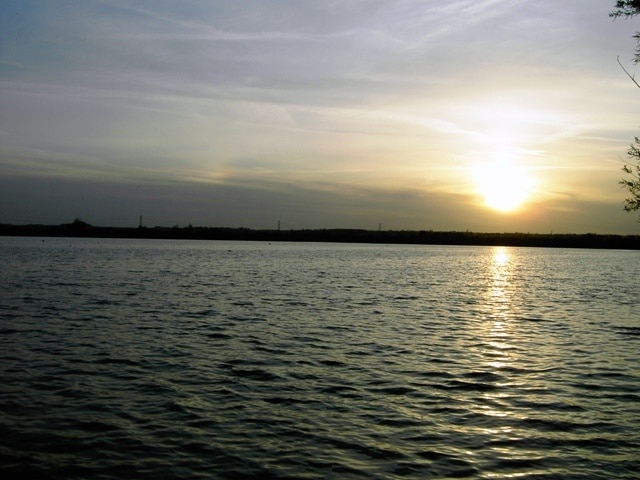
top-left (1, 0), bottom-right (640, 234)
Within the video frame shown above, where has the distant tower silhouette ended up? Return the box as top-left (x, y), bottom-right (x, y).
top-left (139, 215), bottom-right (143, 228)
top-left (277, 219), bottom-right (281, 231)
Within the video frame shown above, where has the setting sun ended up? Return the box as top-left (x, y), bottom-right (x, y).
top-left (475, 158), bottom-right (533, 212)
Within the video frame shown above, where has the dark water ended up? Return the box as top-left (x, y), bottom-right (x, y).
top-left (1, 237), bottom-right (639, 479)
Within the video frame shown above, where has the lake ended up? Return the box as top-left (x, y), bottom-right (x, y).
top-left (1, 237), bottom-right (639, 479)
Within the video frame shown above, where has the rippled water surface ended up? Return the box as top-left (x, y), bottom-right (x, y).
top-left (1, 237), bottom-right (639, 479)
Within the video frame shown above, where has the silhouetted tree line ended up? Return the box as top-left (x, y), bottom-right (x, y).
top-left (1, 222), bottom-right (638, 249)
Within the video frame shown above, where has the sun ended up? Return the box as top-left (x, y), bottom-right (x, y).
top-left (475, 157), bottom-right (533, 212)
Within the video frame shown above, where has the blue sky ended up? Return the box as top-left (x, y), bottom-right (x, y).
top-left (1, 0), bottom-right (640, 233)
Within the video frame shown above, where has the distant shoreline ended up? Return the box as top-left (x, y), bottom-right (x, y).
top-left (1, 222), bottom-right (639, 249)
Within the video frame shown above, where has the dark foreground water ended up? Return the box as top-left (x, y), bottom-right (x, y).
top-left (1, 237), bottom-right (639, 479)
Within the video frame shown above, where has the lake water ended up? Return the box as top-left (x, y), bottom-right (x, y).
top-left (1, 237), bottom-right (639, 479)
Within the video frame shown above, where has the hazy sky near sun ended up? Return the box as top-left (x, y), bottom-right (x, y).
top-left (1, 0), bottom-right (640, 233)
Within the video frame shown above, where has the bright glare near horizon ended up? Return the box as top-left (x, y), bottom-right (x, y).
top-left (1, 0), bottom-right (639, 233)
top-left (475, 158), bottom-right (534, 213)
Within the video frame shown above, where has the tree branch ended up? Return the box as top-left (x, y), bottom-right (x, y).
top-left (618, 55), bottom-right (640, 88)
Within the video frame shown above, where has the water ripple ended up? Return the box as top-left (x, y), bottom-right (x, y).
top-left (1, 239), bottom-right (639, 479)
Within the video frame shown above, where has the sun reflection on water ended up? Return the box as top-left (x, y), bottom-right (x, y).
top-left (493, 248), bottom-right (509, 268)
top-left (485, 246), bottom-right (515, 323)
top-left (475, 247), bottom-right (523, 432)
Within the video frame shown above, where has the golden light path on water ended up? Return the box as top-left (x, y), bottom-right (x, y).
top-left (477, 248), bottom-right (526, 443)
top-left (483, 248), bottom-right (514, 397)
top-left (472, 247), bottom-right (569, 470)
